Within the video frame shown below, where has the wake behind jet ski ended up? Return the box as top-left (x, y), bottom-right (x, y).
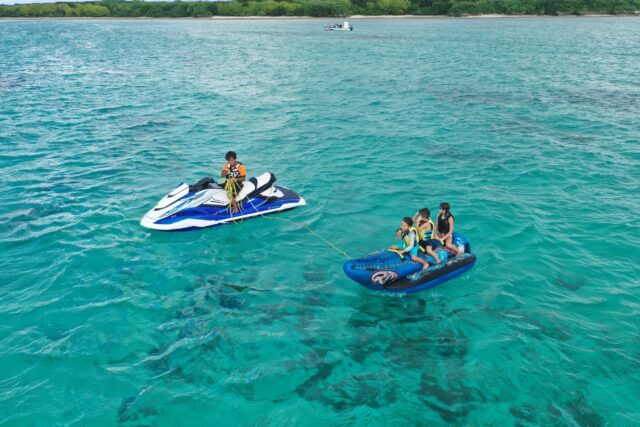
top-left (140, 172), bottom-right (306, 231)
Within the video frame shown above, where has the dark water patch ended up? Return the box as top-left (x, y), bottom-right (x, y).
top-left (296, 361), bottom-right (339, 398)
top-left (331, 372), bottom-right (398, 411)
top-left (383, 337), bottom-right (436, 371)
top-left (103, 344), bottom-right (137, 366)
top-left (301, 291), bottom-right (331, 309)
top-left (226, 283), bottom-right (253, 293)
top-left (347, 296), bottom-right (428, 328)
top-left (124, 119), bottom-right (175, 132)
top-left (555, 276), bottom-right (585, 291)
top-left (254, 302), bottom-right (305, 326)
top-left (396, 298), bottom-right (430, 324)
top-left (419, 373), bottom-right (483, 424)
top-left (548, 393), bottom-right (604, 427)
top-left (566, 394), bottom-right (604, 427)
top-left (297, 362), bottom-right (398, 413)
top-left (176, 320), bottom-right (199, 340)
top-left (556, 87), bottom-right (640, 112)
top-left (140, 327), bottom-right (223, 386)
top-left (94, 104), bottom-right (139, 115)
top-left (510, 404), bottom-right (537, 423)
top-left (514, 314), bottom-right (573, 343)
top-left (342, 335), bottom-right (384, 365)
top-left (219, 293), bottom-right (244, 310)
top-left (0, 76), bottom-right (26, 94)
top-left (302, 269), bottom-right (325, 284)
top-left (5, 203), bottom-right (65, 224)
top-left (117, 387), bottom-right (157, 425)
top-left (180, 275), bottom-right (250, 312)
top-left (422, 399), bottom-right (470, 424)
top-left (175, 304), bottom-right (211, 320)
top-left (297, 340), bottom-right (330, 366)
top-left (117, 404), bottom-right (158, 425)
top-left (117, 395), bottom-right (137, 424)
top-left (433, 328), bottom-right (469, 359)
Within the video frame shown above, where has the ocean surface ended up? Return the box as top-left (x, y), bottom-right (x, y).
top-left (1, 17), bottom-right (639, 425)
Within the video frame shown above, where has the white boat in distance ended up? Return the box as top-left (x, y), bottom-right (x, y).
top-left (324, 21), bottom-right (353, 31)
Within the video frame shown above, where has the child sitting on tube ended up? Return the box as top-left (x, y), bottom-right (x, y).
top-left (390, 217), bottom-right (430, 270)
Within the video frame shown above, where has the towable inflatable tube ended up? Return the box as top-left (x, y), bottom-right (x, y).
top-left (343, 233), bottom-right (476, 294)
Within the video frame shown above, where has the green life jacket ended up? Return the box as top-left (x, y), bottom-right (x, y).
top-left (418, 218), bottom-right (435, 241)
top-left (401, 226), bottom-right (419, 249)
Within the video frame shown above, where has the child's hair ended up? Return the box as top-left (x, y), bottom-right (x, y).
top-left (225, 151), bottom-right (237, 161)
top-left (439, 202), bottom-right (450, 211)
top-left (419, 208), bottom-right (430, 218)
top-left (402, 217), bottom-right (413, 227)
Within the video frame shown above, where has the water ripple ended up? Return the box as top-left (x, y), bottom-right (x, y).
top-left (0, 17), bottom-right (639, 425)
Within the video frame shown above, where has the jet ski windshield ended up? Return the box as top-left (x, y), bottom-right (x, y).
top-left (188, 176), bottom-right (221, 193)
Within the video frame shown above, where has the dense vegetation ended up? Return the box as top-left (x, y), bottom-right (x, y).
top-left (1, 0), bottom-right (639, 18)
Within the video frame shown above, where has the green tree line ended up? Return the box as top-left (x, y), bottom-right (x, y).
top-left (1, 0), bottom-right (639, 18)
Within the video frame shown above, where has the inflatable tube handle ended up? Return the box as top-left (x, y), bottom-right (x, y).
top-left (387, 249), bottom-right (405, 260)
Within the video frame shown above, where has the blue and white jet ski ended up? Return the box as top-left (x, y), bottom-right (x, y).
top-left (343, 233), bottom-right (476, 294)
top-left (140, 172), bottom-right (306, 231)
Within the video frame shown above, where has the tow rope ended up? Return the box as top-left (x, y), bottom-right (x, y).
top-left (224, 178), bottom-right (244, 224)
top-left (244, 195), bottom-right (351, 260)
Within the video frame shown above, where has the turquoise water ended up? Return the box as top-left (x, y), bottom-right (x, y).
top-left (1, 17), bottom-right (639, 425)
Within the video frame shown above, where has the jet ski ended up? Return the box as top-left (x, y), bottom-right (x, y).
top-left (324, 21), bottom-right (353, 31)
top-left (343, 233), bottom-right (476, 294)
top-left (140, 172), bottom-right (306, 231)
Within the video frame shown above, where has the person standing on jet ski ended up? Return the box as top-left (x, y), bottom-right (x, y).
top-left (221, 151), bottom-right (246, 214)
top-left (434, 202), bottom-right (459, 256)
top-left (391, 217), bottom-right (430, 270)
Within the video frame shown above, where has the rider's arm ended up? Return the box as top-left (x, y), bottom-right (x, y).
top-left (221, 165), bottom-right (228, 178)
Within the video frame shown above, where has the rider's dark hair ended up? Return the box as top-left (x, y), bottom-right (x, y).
top-left (225, 151), bottom-right (237, 161)
top-left (402, 217), bottom-right (413, 227)
top-left (419, 208), bottom-right (430, 218)
top-left (439, 202), bottom-right (450, 211)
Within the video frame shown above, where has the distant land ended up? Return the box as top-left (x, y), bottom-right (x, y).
top-left (1, 0), bottom-right (639, 18)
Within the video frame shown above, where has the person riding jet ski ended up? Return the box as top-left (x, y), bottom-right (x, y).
top-left (221, 151), bottom-right (246, 213)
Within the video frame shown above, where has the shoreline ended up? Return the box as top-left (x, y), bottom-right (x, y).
top-left (1, 14), bottom-right (639, 20)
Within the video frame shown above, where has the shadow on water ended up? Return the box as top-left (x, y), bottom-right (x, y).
top-left (295, 360), bottom-right (399, 413)
top-left (273, 293), bottom-right (484, 422)
top-left (548, 393), bottom-right (604, 427)
top-left (117, 387), bottom-right (158, 425)
top-left (555, 275), bottom-right (585, 291)
top-left (419, 372), bottom-right (484, 423)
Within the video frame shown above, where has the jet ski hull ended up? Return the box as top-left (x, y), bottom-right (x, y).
top-left (343, 233), bottom-right (476, 294)
top-left (141, 175), bottom-right (306, 231)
